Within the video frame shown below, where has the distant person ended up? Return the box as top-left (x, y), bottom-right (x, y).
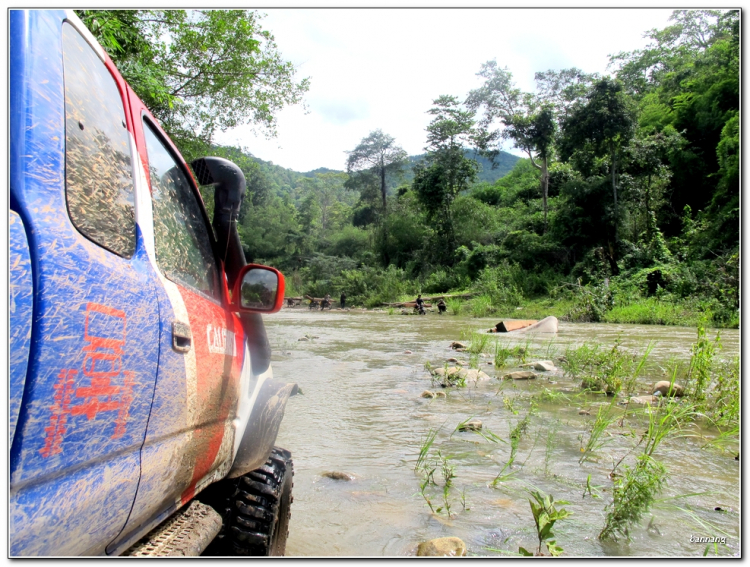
top-left (322, 293), bottom-right (331, 310)
top-left (437, 298), bottom-right (447, 314)
top-left (415, 294), bottom-right (425, 315)
top-left (340, 291), bottom-right (347, 309)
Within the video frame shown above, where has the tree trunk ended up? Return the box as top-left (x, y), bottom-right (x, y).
top-left (645, 174), bottom-right (652, 241)
top-left (609, 142), bottom-right (619, 274)
top-left (541, 157), bottom-right (549, 234)
top-left (527, 151), bottom-right (548, 234)
top-left (610, 142), bottom-right (618, 232)
top-left (380, 162), bottom-right (389, 265)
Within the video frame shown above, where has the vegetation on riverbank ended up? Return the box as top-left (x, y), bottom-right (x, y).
top-left (82, 10), bottom-right (738, 329)
top-left (237, 11), bottom-right (737, 328)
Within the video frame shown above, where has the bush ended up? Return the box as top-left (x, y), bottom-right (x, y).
top-left (475, 263), bottom-right (524, 307)
top-left (422, 268), bottom-right (469, 294)
top-left (331, 265), bottom-right (413, 308)
top-left (565, 280), bottom-right (614, 322)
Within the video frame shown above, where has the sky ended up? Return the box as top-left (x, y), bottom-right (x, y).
top-left (214, 8), bottom-right (678, 173)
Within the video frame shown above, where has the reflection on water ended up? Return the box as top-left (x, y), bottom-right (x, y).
top-left (270, 311), bottom-right (739, 557)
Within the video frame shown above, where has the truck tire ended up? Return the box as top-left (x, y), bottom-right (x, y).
top-left (202, 447), bottom-right (293, 556)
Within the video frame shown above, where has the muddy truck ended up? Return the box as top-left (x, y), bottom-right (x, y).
top-left (9, 10), bottom-right (298, 556)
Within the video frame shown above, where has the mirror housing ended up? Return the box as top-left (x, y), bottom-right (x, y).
top-left (232, 264), bottom-right (285, 314)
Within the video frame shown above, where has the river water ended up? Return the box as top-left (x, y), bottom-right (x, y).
top-left (269, 309), bottom-right (740, 557)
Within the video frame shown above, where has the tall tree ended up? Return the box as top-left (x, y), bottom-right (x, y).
top-left (560, 77), bottom-right (637, 273)
top-left (346, 130), bottom-right (408, 264)
top-left (413, 95), bottom-right (479, 264)
top-left (77, 9), bottom-right (310, 160)
top-left (346, 130), bottom-right (408, 213)
top-left (467, 62), bottom-right (575, 233)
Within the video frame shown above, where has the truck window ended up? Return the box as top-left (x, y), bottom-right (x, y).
top-left (62, 23), bottom-right (135, 258)
top-left (144, 120), bottom-right (219, 300)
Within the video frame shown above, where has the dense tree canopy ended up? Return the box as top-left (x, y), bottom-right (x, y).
top-left (77, 9), bottom-right (310, 160)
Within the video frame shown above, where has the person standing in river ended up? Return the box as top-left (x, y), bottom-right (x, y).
top-left (437, 298), bottom-right (446, 314)
top-left (415, 294), bottom-right (425, 315)
top-left (340, 291), bottom-right (346, 309)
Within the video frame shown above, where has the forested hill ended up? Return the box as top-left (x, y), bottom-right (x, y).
top-left (243, 149), bottom-right (519, 198)
top-left (406, 150), bottom-right (519, 184)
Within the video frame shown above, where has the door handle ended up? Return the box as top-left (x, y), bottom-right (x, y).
top-left (172, 321), bottom-right (192, 353)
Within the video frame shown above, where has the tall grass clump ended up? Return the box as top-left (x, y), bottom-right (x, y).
top-left (467, 330), bottom-right (492, 354)
top-left (446, 298), bottom-right (463, 315)
top-left (494, 341), bottom-right (528, 368)
top-left (683, 323), bottom-right (721, 407)
top-left (707, 356), bottom-right (740, 428)
top-left (492, 412), bottom-right (530, 484)
top-left (470, 294), bottom-right (494, 318)
top-left (599, 455), bottom-right (668, 541)
top-left (579, 396), bottom-right (619, 463)
top-left (599, 398), bottom-right (695, 541)
top-left (562, 339), bottom-right (639, 395)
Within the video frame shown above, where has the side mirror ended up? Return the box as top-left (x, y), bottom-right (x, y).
top-left (232, 264), bottom-right (285, 314)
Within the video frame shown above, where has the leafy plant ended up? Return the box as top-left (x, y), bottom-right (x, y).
top-left (415, 427), bottom-right (439, 472)
top-left (579, 396), bottom-right (619, 463)
top-left (492, 412), bottom-right (530, 485)
top-left (707, 356), bottom-right (739, 427)
top-left (622, 340), bottom-right (655, 394)
top-left (467, 330), bottom-right (492, 354)
top-left (685, 323), bottom-right (721, 406)
top-left (565, 279), bottom-right (614, 322)
top-left (519, 490), bottom-right (571, 556)
top-left (494, 341), bottom-right (528, 368)
top-left (583, 474), bottom-right (602, 499)
top-left (446, 298), bottom-right (463, 315)
top-left (544, 421), bottom-right (560, 477)
top-left (470, 294), bottom-right (494, 318)
top-left (599, 455), bottom-right (667, 541)
top-left (436, 450), bottom-right (456, 516)
top-left (600, 394), bottom-right (693, 541)
top-left (564, 339), bottom-right (636, 395)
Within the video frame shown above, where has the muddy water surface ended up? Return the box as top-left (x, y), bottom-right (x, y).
top-left (269, 310), bottom-right (740, 557)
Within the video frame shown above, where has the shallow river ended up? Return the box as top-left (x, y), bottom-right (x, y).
top-left (269, 309), bottom-right (740, 557)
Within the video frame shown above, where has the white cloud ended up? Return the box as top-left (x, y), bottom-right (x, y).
top-left (215, 7), bottom-right (677, 172)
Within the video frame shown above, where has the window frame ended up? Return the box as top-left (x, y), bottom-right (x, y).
top-left (141, 115), bottom-right (224, 306)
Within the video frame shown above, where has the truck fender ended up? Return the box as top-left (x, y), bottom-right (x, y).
top-left (227, 379), bottom-right (298, 479)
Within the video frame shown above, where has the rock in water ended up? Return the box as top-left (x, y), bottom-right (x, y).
top-left (404, 350), bottom-right (413, 354)
top-left (465, 369), bottom-right (491, 382)
top-left (450, 341), bottom-right (467, 350)
top-left (421, 390), bottom-right (436, 398)
top-left (417, 537), bottom-right (467, 557)
top-left (446, 357), bottom-right (459, 363)
top-left (434, 391), bottom-right (447, 398)
top-left (434, 367), bottom-right (490, 385)
top-left (520, 360), bottom-right (556, 372)
top-left (503, 371), bottom-right (537, 380)
top-left (298, 337), bottom-right (309, 342)
top-left (322, 471), bottom-right (355, 481)
top-left (458, 419), bottom-right (482, 432)
top-left (652, 380), bottom-right (685, 397)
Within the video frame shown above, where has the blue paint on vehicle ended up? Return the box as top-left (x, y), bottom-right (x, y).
top-left (9, 10), bottom-right (161, 555)
top-left (9, 211), bottom-right (34, 446)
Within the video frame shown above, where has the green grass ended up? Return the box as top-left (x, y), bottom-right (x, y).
top-left (604, 298), bottom-right (703, 327)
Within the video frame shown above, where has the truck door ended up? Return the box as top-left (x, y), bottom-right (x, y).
top-left (113, 113), bottom-right (244, 548)
top-left (9, 11), bottom-right (160, 556)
